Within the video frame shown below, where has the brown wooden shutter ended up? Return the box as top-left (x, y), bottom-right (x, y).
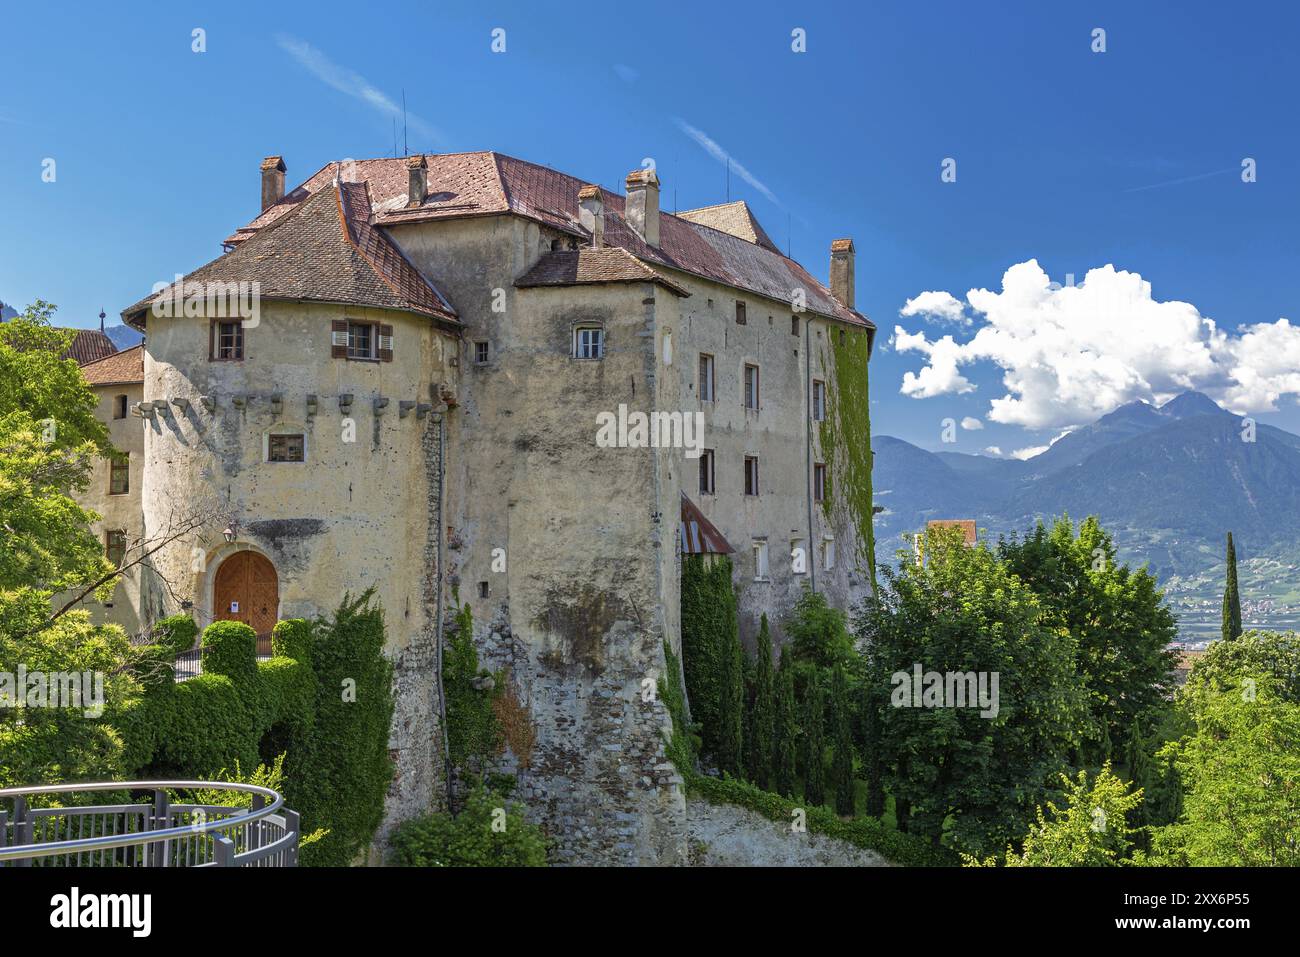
top-left (331, 320), bottom-right (348, 358)
top-left (378, 323), bottom-right (394, 362)
top-left (208, 320), bottom-right (216, 360)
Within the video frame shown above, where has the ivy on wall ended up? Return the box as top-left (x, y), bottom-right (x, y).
top-left (818, 327), bottom-right (876, 585)
top-left (679, 555), bottom-right (744, 775)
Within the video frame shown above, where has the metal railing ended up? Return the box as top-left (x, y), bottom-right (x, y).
top-left (0, 780), bottom-right (299, 867)
top-left (130, 635), bottom-right (275, 682)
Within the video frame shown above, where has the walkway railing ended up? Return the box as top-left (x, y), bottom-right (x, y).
top-left (0, 780), bottom-right (300, 867)
top-left (130, 635), bottom-right (274, 682)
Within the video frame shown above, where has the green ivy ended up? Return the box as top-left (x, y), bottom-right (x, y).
top-left (680, 555), bottom-right (744, 774)
top-left (389, 781), bottom-right (548, 866)
top-left (819, 327), bottom-right (876, 585)
top-left (442, 603), bottom-right (505, 772)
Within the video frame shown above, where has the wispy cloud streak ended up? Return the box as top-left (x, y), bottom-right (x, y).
top-left (277, 36), bottom-right (441, 145)
top-left (673, 118), bottom-right (780, 207)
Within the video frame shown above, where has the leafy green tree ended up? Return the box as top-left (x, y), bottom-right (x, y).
top-left (998, 516), bottom-right (1177, 765)
top-left (1152, 683), bottom-right (1300, 866)
top-left (747, 614), bottom-right (775, 788)
top-left (389, 782), bottom-right (548, 866)
top-left (862, 527), bottom-right (1088, 856)
top-left (773, 653), bottom-right (798, 798)
top-left (802, 673), bottom-right (826, 808)
top-left (829, 665), bottom-right (856, 816)
top-left (967, 763), bottom-right (1144, 866)
top-left (1181, 629), bottom-right (1300, 713)
top-left (784, 587), bottom-right (856, 672)
top-left (1222, 532), bottom-right (1242, 642)
top-left (680, 556), bottom-right (744, 774)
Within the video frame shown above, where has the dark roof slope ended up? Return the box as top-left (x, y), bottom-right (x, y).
top-left (224, 152), bottom-right (872, 329)
top-left (124, 178), bottom-right (458, 328)
top-left (515, 248), bottom-right (690, 297)
top-left (60, 328), bottom-right (117, 365)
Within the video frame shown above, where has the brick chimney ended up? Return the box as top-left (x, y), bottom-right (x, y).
top-left (406, 154), bottom-right (428, 207)
top-left (625, 168), bottom-right (660, 248)
top-left (578, 185), bottom-right (604, 247)
top-left (260, 156), bottom-right (286, 211)
top-left (830, 238), bottom-right (855, 309)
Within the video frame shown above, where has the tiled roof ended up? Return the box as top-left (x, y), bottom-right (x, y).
top-left (223, 152), bottom-right (872, 329)
top-left (515, 248), bottom-right (690, 297)
top-left (124, 178), bottom-right (458, 327)
top-left (927, 519), bottom-right (978, 545)
top-left (680, 492), bottom-right (734, 555)
top-left (59, 328), bottom-right (117, 366)
top-left (676, 201), bottom-right (780, 253)
top-left (81, 344), bottom-right (144, 386)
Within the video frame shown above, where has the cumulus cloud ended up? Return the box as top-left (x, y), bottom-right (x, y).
top-left (1011, 445), bottom-right (1049, 460)
top-left (893, 259), bottom-right (1300, 428)
top-left (960, 416), bottom-right (983, 430)
top-left (984, 446), bottom-right (1003, 456)
top-left (901, 290), bottom-right (968, 325)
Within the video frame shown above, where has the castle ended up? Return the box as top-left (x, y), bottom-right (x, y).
top-left (74, 152), bottom-right (876, 864)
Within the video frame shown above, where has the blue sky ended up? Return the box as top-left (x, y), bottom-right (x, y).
top-left (3, 0), bottom-right (1298, 452)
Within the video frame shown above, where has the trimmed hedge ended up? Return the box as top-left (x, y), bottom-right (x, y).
top-left (154, 614), bottom-right (198, 656)
top-left (200, 620), bottom-right (258, 690)
top-left (688, 773), bottom-right (958, 867)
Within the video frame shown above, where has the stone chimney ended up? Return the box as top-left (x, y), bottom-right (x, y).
top-left (625, 168), bottom-right (660, 248)
top-left (406, 154), bottom-right (428, 207)
top-left (260, 156), bottom-right (286, 211)
top-left (830, 238), bottom-right (855, 309)
top-left (578, 185), bottom-right (604, 247)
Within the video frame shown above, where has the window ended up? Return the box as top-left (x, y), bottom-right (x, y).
top-left (744, 455), bottom-right (759, 496)
top-left (109, 456), bottom-right (129, 495)
top-left (752, 539), bottom-right (769, 581)
top-left (812, 380), bottom-right (826, 421)
top-left (212, 320), bottom-right (244, 361)
top-left (268, 433), bottom-right (305, 463)
top-left (735, 301), bottom-right (747, 325)
top-left (743, 364), bottom-right (760, 410)
top-left (105, 530), bottom-right (127, 568)
top-left (698, 354), bottom-right (715, 401)
top-left (332, 320), bottom-right (393, 361)
top-left (821, 537), bottom-right (836, 571)
top-left (699, 449), bottom-right (715, 495)
top-left (791, 316), bottom-right (800, 336)
top-left (814, 463), bottom-right (827, 503)
top-left (478, 581), bottom-right (490, 599)
top-left (791, 538), bottom-right (807, 575)
top-left (474, 340), bottom-right (490, 364)
top-left (347, 321), bottom-right (375, 360)
top-left (574, 326), bottom-right (604, 360)
top-left (113, 394), bottom-right (128, 420)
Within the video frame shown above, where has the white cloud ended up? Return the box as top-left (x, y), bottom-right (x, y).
top-left (277, 36), bottom-right (441, 144)
top-left (1011, 445), bottom-right (1049, 460)
top-left (960, 416), bottom-right (983, 430)
top-left (894, 259), bottom-right (1300, 428)
top-left (901, 290), bottom-right (968, 325)
top-left (673, 118), bottom-right (780, 207)
top-left (984, 446), bottom-right (1003, 456)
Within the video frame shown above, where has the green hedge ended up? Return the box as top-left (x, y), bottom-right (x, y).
top-left (200, 620), bottom-right (258, 690)
top-left (154, 614), bottom-right (198, 656)
top-left (688, 773), bottom-right (957, 867)
top-left (389, 783), bottom-right (548, 867)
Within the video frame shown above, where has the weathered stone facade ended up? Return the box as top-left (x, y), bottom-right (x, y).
top-left (81, 151), bottom-right (874, 865)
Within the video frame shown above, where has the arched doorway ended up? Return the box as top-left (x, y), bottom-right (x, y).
top-left (213, 551), bottom-right (279, 640)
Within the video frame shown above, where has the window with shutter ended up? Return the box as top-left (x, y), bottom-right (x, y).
top-left (331, 320), bottom-right (349, 358)
top-left (378, 324), bottom-right (394, 362)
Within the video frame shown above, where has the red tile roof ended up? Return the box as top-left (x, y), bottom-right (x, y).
top-left (59, 328), bottom-right (117, 366)
top-left (680, 492), bottom-right (734, 555)
top-left (123, 177), bottom-right (457, 328)
top-left (515, 248), bottom-right (690, 297)
top-left (223, 152), bottom-right (872, 329)
top-left (81, 344), bottom-right (144, 386)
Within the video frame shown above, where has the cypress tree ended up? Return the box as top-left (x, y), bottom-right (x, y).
top-left (1222, 532), bottom-right (1242, 642)
top-left (773, 652), bottom-right (798, 798)
top-left (748, 614), bottom-right (775, 789)
top-left (716, 605), bottom-right (745, 777)
top-left (829, 665), bottom-right (855, 817)
top-left (802, 673), bottom-right (826, 808)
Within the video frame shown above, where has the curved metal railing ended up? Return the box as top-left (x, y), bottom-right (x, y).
top-left (0, 780), bottom-right (300, 867)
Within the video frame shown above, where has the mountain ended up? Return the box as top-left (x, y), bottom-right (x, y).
top-left (872, 392), bottom-right (1300, 640)
top-left (104, 324), bottom-right (143, 350)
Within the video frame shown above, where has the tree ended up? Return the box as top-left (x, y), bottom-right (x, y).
top-left (1222, 532), bottom-right (1242, 642)
top-left (747, 614), bottom-right (775, 789)
top-left (829, 665), bottom-right (856, 816)
top-left (784, 587), bottom-right (855, 672)
top-left (862, 526), bottom-right (1088, 856)
top-left (802, 673), bottom-right (826, 808)
top-left (679, 556), bottom-right (744, 775)
top-left (968, 764), bottom-right (1144, 867)
top-left (772, 652), bottom-right (798, 798)
top-left (998, 516), bottom-right (1177, 765)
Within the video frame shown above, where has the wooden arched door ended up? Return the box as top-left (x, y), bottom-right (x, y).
top-left (213, 551), bottom-right (279, 638)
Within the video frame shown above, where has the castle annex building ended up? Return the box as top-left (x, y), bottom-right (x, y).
top-left (83, 151), bottom-right (876, 864)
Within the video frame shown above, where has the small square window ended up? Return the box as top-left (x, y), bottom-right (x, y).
top-left (698, 354), bottom-right (715, 401)
top-left (814, 463), bottom-right (827, 503)
top-left (744, 455), bottom-right (759, 496)
top-left (113, 394), bottom-right (128, 420)
top-left (268, 434), bottom-right (305, 463)
top-left (105, 530), bottom-right (127, 568)
top-left (474, 341), bottom-right (490, 364)
top-left (574, 326), bottom-right (604, 359)
top-left (735, 301), bottom-right (747, 325)
top-left (109, 456), bottom-right (129, 495)
top-left (347, 321), bottom-right (375, 360)
top-left (699, 449), bottom-right (715, 495)
top-left (478, 581), bottom-right (490, 599)
top-left (214, 321), bottom-right (244, 360)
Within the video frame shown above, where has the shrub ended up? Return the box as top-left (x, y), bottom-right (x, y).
top-left (154, 614), bottom-right (199, 656)
top-left (389, 784), bottom-right (548, 867)
top-left (200, 620), bottom-right (257, 689)
top-left (271, 617), bottom-right (314, 662)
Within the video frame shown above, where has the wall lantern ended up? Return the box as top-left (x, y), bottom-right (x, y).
top-left (222, 522), bottom-right (238, 544)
